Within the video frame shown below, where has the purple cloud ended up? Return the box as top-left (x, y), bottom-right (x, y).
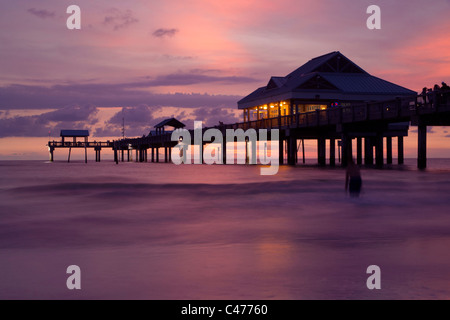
top-left (97, 105), bottom-right (167, 137)
top-left (152, 28), bottom-right (179, 38)
top-left (0, 73), bottom-right (254, 109)
top-left (103, 8), bottom-right (138, 30)
top-left (191, 107), bottom-right (240, 128)
top-left (0, 105), bottom-right (99, 138)
top-left (27, 8), bottom-right (56, 19)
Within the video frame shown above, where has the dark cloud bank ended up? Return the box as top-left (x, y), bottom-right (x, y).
top-left (0, 72), bottom-right (253, 110)
top-left (0, 71), bottom-right (253, 138)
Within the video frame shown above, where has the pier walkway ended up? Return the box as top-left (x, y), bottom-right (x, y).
top-left (48, 91), bottom-right (450, 169)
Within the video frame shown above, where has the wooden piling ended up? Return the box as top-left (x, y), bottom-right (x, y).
top-left (375, 135), bottom-right (383, 168)
top-left (278, 139), bottom-right (284, 165)
top-left (364, 137), bottom-right (373, 166)
top-left (356, 137), bottom-right (362, 165)
top-left (317, 137), bottom-right (326, 166)
top-left (398, 136), bottom-right (404, 165)
top-left (386, 137), bottom-right (393, 164)
top-left (288, 137), bottom-right (297, 165)
top-left (329, 138), bottom-right (336, 167)
top-left (418, 123), bottom-right (427, 169)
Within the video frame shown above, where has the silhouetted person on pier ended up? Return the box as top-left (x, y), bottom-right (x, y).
top-left (441, 82), bottom-right (450, 104)
top-left (345, 158), bottom-right (362, 197)
top-left (421, 87), bottom-right (428, 104)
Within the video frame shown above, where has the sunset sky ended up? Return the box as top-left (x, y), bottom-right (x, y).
top-left (1, 0), bottom-right (449, 160)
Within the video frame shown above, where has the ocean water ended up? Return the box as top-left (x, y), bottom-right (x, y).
top-left (1, 159), bottom-right (450, 300)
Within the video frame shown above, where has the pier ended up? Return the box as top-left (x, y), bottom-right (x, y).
top-left (47, 92), bottom-right (450, 169)
top-left (111, 92), bottom-right (450, 169)
top-left (46, 53), bottom-right (450, 169)
top-left (48, 130), bottom-right (113, 163)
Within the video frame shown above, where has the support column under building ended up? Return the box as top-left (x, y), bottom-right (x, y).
top-left (329, 138), bottom-right (336, 167)
top-left (375, 135), bottom-right (384, 168)
top-left (288, 137), bottom-right (297, 166)
top-left (222, 142), bottom-right (227, 164)
top-left (317, 137), bottom-right (326, 167)
top-left (341, 135), bottom-right (352, 167)
top-left (364, 137), bottom-right (374, 166)
top-left (356, 137), bottom-right (363, 165)
top-left (418, 123), bottom-right (427, 169)
top-left (386, 137), bottom-right (393, 164)
top-left (398, 136), bottom-right (404, 165)
top-left (279, 139), bottom-right (284, 165)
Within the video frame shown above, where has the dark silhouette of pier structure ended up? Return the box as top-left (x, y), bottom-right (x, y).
top-left (46, 53), bottom-right (450, 169)
top-left (46, 93), bottom-right (450, 169)
top-left (48, 130), bottom-right (112, 163)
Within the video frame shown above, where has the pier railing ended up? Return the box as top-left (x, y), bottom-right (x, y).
top-left (222, 93), bottom-right (450, 131)
top-left (112, 92), bottom-right (450, 148)
top-left (48, 141), bottom-right (113, 148)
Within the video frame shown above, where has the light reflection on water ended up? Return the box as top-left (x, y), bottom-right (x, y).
top-left (1, 159), bottom-right (450, 299)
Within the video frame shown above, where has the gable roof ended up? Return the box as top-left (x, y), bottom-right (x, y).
top-left (60, 130), bottom-right (89, 137)
top-left (154, 118), bottom-right (185, 129)
top-left (238, 51), bottom-right (416, 109)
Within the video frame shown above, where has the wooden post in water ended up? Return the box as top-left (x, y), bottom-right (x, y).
top-left (341, 135), bottom-right (351, 167)
top-left (398, 136), bottom-right (404, 165)
top-left (386, 137), bottom-right (393, 164)
top-left (302, 139), bottom-right (305, 164)
top-left (317, 137), bottom-right (326, 166)
top-left (49, 146), bottom-right (54, 162)
top-left (375, 135), bottom-right (384, 168)
top-left (356, 137), bottom-right (362, 165)
top-left (245, 138), bottom-right (249, 164)
top-left (364, 137), bottom-right (373, 166)
top-left (278, 138), bottom-right (284, 165)
top-left (418, 122), bottom-right (427, 169)
top-left (287, 137), bottom-right (297, 165)
top-left (156, 148), bottom-right (159, 162)
top-left (329, 138), bottom-right (336, 167)
top-left (222, 141), bottom-right (227, 164)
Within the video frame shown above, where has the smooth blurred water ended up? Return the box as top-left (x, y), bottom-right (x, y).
top-left (1, 159), bottom-right (450, 299)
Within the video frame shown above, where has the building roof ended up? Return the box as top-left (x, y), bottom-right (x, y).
top-left (60, 130), bottom-right (89, 137)
top-left (154, 118), bottom-right (186, 129)
top-left (238, 51), bottom-right (416, 109)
